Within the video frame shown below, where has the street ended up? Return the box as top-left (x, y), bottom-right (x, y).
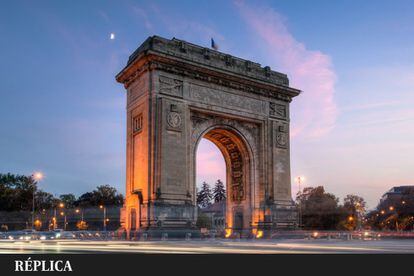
top-left (1, 239), bottom-right (414, 254)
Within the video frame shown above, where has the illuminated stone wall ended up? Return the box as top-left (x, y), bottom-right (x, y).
top-left (116, 36), bottom-right (300, 235)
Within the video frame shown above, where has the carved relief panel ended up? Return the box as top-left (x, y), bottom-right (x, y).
top-left (269, 102), bottom-right (287, 120)
top-left (159, 76), bottom-right (183, 98)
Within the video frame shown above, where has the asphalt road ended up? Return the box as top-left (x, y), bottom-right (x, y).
top-left (1, 239), bottom-right (414, 254)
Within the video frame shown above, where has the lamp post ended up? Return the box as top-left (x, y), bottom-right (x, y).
top-left (75, 208), bottom-right (84, 222)
top-left (295, 176), bottom-right (305, 228)
top-left (31, 172), bottom-right (43, 231)
top-left (100, 205), bottom-right (107, 231)
top-left (388, 206), bottom-right (399, 231)
top-left (60, 211), bottom-right (67, 230)
top-left (355, 202), bottom-right (361, 231)
top-left (53, 202), bottom-right (64, 230)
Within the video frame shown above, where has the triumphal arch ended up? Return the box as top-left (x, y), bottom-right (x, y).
top-left (116, 36), bottom-right (300, 237)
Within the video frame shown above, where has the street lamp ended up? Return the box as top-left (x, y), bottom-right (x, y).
top-left (75, 208), bottom-right (84, 222)
top-left (60, 211), bottom-right (67, 230)
top-left (295, 176), bottom-right (305, 228)
top-left (296, 176), bottom-right (305, 193)
top-left (31, 172), bottom-right (43, 231)
top-left (99, 205), bottom-right (107, 231)
top-left (53, 202), bottom-right (65, 230)
top-left (33, 172), bottom-right (43, 181)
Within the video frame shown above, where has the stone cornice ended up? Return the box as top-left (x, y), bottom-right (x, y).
top-left (116, 36), bottom-right (301, 101)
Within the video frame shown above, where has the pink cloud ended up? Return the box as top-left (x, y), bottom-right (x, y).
top-left (236, 1), bottom-right (338, 138)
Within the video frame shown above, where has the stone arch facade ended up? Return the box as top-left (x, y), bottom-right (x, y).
top-left (190, 112), bottom-right (260, 231)
top-left (116, 36), bottom-right (300, 236)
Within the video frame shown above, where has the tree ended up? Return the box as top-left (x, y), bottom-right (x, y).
top-left (75, 185), bottom-right (124, 207)
top-left (93, 185), bottom-right (124, 206)
top-left (344, 194), bottom-right (366, 215)
top-left (341, 194), bottom-right (367, 230)
top-left (0, 173), bottom-right (15, 211)
top-left (197, 182), bottom-right (212, 208)
top-left (213, 179), bottom-right (226, 203)
top-left (0, 173), bottom-right (38, 211)
top-left (296, 186), bottom-right (345, 230)
top-left (59, 194), bottom-right (76, 208)
top-left (35, 190), bottom-right (55, 210)
top-left (75, 192), bottom-right (95, 207)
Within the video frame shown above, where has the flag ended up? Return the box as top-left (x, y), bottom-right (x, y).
top-left (211, 38), bottom-right (218, 50)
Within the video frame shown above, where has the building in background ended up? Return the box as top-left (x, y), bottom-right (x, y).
top-left (379, 186), bottom-right (414, 208)
top-left (200, 201), bottom-right (226, 232)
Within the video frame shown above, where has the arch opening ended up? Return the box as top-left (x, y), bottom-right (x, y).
top-left (195, 127), bottom-right (253, 233)
top-left (196, 139), bottom-right (226, 191)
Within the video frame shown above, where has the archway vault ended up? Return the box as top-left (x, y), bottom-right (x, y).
top-left (116, 36), bottom-right (300, 236)
top-left (190, 110), bottom-right (260, 232)
top-left (203, 128), bottom-right (248, 203)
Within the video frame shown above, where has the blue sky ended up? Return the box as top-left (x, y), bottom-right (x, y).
top-left (1, 0), bottom-right (414, 208)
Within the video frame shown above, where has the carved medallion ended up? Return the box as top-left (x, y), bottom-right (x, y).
top-left (275, 122), bottom-right (288, 148)
top-left (276, 133), bottom-right (287, 147)
top-left (167, 112), bottom-right (182, 128)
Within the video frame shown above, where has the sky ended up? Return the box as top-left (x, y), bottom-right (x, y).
top-left (1, 0), bottom-right (414, 209)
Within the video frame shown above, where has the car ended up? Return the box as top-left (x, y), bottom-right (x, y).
top-left (52, 231), bottom-right (76, 240)
top-left (38, 232), bottom-right (57, 240)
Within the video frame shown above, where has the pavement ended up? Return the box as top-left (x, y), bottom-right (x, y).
top-left (1, 239), bottom-right (414, 254)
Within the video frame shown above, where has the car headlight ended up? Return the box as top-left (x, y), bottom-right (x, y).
top-left (40, 236), bottom-right (46, 240)
top-left (8, 236), bottom-right (14, 240)
top-left (55, 233), bottom-right (61, 238)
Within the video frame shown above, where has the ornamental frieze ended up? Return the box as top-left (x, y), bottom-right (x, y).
top-left (159, 76), bottom-right (183, 98)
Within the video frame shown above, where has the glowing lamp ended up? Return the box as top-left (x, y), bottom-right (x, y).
top-left (256, 230), bottom-right (263, 239)
top-left (33, 172), bottom-right (44, 181)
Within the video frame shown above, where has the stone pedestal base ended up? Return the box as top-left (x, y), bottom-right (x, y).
top-left (140, 201), bottom-right (196, 229)
top-left (271, 201), bottom-right (298, 229)
top-left (130, 229), bottom-right (201, 240)
top-left (126, 200), bottom-right (297, 239)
